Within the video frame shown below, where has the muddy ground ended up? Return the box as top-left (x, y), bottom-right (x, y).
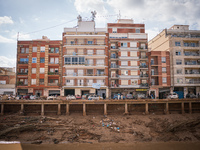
top-left (0, 113), bottom-right (200, 144)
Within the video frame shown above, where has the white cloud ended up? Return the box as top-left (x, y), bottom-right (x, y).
top-left (0, 56), bottom-right (16, 67)
top-left (0, 35), bottom-right (15, 43)
top-left (0, 16), bottom-right (14, 25)
top-left (74, 0), bottom-right (109, 27)
top-left (146, 28), bottom-right (160, 41)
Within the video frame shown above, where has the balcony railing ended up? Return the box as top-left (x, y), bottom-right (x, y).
top-left (184, 52), bottom-right (199, 56)
top-left (18, 61), bottom-right (28, 64)
top-left (64, 52), bottom-right (106, 55)
top-left (185, 62), bottom-right (200, 65)
top-left (48, 72), bottom-right (59, 75)
top-left (110, 56), bottom-right (118, 59)
top-left (139, 65), bottom-right (148, 68)
top-left (64, 73), bottom-right (106, 76)
top-left (48, 83), bottom-right (59, 86)
top-left (140, 83), bottom-right (149, 87)
top-left (185, 80), bottom-right (200, 84)
top-left (185, 72), bottom-right (200, 75)
top-left (17, 82), bottom-right (28, 86)
top-left (139, 56), bottom-right (148, 59)
top-left (39, 82), bottom-right (44, 85)
top-left (140, 74), bottom-right (148, 77)
top-left (49, 62), bottom-right (59, 64)
top-left (65, 42), bottom-right (106, 46)
top-left (110, 65), bottom-right (119, 68)
top-left (151, 72), bottom-right (159, 75)
top-left (17, 72), bottom-right (28, 75)
top-left (183, 43), bottom-right (199, 47)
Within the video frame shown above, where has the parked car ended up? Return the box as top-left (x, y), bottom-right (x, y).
top-left (66, 95), bottom-right (76, 100)
top-left (126, 94), bottom-right (133, 99)
top-left (137, 93), bottom-right (146, 99)
top-left (75, 95), bottom-right (82, 99)
top-left (189, 93), bottom-right (197, 98)
top-left (23, 95), bottom-right (30, 99)
top-left (167, 92), bottom-right (179, 99)
top-left (47, 96), bottom-right (56, 100)
top-left (16, 95), bottom-right (23, 100)
top-left (113, 94), bottom-right (125, 100)
top-left (88, 95), bottom-right (103, 100)
top-left (30, 95), bottom-right (37, 100)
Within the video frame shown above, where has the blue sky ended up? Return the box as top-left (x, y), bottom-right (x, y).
top-left (0, 0), bottom-right (200, 67)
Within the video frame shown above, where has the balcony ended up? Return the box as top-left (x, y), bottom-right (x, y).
top-left (140, 74), bottom-right (148, 77)
top-left (151, 72), bottom-right (159, 75)
top-left (39, 82), bottom-right (44, 85)
top-left (64, 52), bottom-right (106, 56)
top-left (139, 56), bottom-right (148, 59)
top-left (110, 64), bottom-right (119, 69)
top-left (139, 65), bottom-right (148, 68)
top-left (64, 73), bottom-right (106, 76)
top-left (65, 42), bottom-right (106, 46)
top-left (48, 72), bottom-right (59, 75)
top-left (185, 80), bottom-right (200, 84)
top-left (48, 62), bottom-right (59, 65)
top-left (18, 61), bottom-right (28, 64)
top-left (139, 46), bottom-right (148, 50)
top-left (183, 42), bottom-right (199, 47)
top-left (140, 83), bottom-right (149, 87)
top-left (185, 62), bottom-right (200, 65)
top-left (184, 52), bottom-right (199, 56)
top-left (48, 83), bottom-right (59, 86)
top-left (17, 72), bottom-right (28, 75)
top-left (17, 82), bottom-right (28, 86)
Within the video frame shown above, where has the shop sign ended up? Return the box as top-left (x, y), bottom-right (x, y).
top-left (136, 89), bottom-right (147, 91)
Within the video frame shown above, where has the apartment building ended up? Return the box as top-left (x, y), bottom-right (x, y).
top-left (16, 36), bottom-right (62, 96)
top-left (62, 18), bottom-right (109, 98)
top-left (107, 19), bottom-right (149, 98)
top-left (148, 51), bottom-right (171, 99)
top-left (0, 67), bottom-right (16, 95)
top-left (148, 25), bottom-right (200, 98)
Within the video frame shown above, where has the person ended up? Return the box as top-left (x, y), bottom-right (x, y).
top-left (198, 93), bottom-right (199, 98)
top-left (118, 93), bottom-right (120, 100)
top-left (121, 94), bottom-right (123, 100)
top-left (151, 93), bottom-right (154, 99)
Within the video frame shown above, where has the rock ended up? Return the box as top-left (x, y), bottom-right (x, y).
top-left (53, 138), bottom-right (59, 144)
top-left (31, 140), bottom-right (42, 144)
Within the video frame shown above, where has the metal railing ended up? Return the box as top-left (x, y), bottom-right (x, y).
top-left (185, 80), bottom-right (200, 84)
top-left (17, 72), bottom-right (28, 75)
top-left (139, 65), bottom-right (148, 68)
top-left (140, 83), bottom-right (149, 87)
top-left (18, 61), bottom-right (28, 64)
top-left (48, 72), bottom-right (59, 75)
top-left (48, 83), bottom-right (59, 86)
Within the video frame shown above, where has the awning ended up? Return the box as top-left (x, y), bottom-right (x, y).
top-left (159, 88), bottom-right (170, 93)
top-left (49, 90), bottom-right (60, 95)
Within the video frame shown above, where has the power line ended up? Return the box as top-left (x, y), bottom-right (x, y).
top-left (21, 19), bottom-right (77, 36)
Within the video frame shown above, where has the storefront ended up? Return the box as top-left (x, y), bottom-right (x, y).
top-left (136, 89), bottom-right (148, 99)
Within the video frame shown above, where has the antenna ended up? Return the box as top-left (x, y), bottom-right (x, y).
top-left (91, 11), bottom-right (97, 21)
top-left (17, 32), bottom-right (19, 41)
top-left (118, 10), bottom-right (121, 19)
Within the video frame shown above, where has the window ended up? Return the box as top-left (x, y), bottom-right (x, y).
top-left (112, 28), bottom-right (117, 33)
top-left (32, 47), bottom-right (37, 52)
top-left (21, 48), bottom-right (25, 53)
top-left (20, 58), bottom-right (29, 63)
top-left (66, 79), bottom-right (74, 85)
top-left (177, 78), bottom-right (183, 83)
top-left (78, 70), bottom-right (83, 76)
top-left (66, 70), bottom-right (74, 76)
top-left (176, 59), bottom-right (182, 65)
top-left (162, 67), bottom-right (166, 73)
top-left (70, 41), bottom-right (75, 45)
top-left (55, 48), bottom-right (59, 53)
top-left (97, 79), bottom-right (104, 85)
top-left (0, 80), bottom-right (6, 84)
top-left (78, 79), bottom-right (84, 86)
top-left (50, 58), bottom-right (54, 64)
top-left (55, 58), bottom-right (59, 64)
top-left (39, 79), bottom-right (44, 85)
top-left (87, 50), bottom-right (93, 55)
top-left (131, 79), bottom-right (138, 85)
top-left (26, 48), bottom-right (29, 53)
top-left (175, 41), bottom-right (181, 46)
top-left (96, 50), bottom-right (104, 55)
top-left (40, 58), bottom-right (45, 63)
top-left (25, 69), bottom-right (28, 73)
top-left (50, 48), bottom-right (54, 53)
top-left (136, 28), bottom-right (140, 33)
top-left (177, 69), bottom-right (182, 74)
top-left (121, 61), bottom-right (128, 66)
top-left (96, 59), bottom-right (104, 66)
top-left (121, 51), bottom-right (127, 56)
top-left (32, 57), bottom-right (37, 63)
top-left (162, 77), bottom-right (167, 83)
top-left (130, 51), bottom-right (137, 56)
top-left (40, 68), bottom-right (45, 74)
top-left (131, 61), bottom-right (137, 66)
top-left (87, 79), bottom-right (93, 85)
top-left (87, 41), bottom-right (93, 44)
top-left (130, 42), bottom-right (137, 47)
top-left (162, 57), bottom-right (166, 63)
top-left (72, 57), bottom-right (78, 65)
top-left (87, 59), bottom-right (93, 65)
top-left (121, 42), bottom-right (127, 47)
top-left (79, 57), bottom-right (85, 64)
top-left (121, 80), bottom-right (128, 85)
top-left (65, 57), bottom-right (71, 64)
top-left (131, 70), bottom-right (137, 75)
top-left (40, 47), bottom-right (45, 52)
top-left (32, 68), bottom-right (36, 74)
top-left (122, 70), bottom-right (128, 75)
top-left (176, 51), bottom-right (181, 55)
top-left (20, 69), bottom-right (24, 73)
top-left (55, 68), bottom-right (58, 73)
top-left (31, 79), bottom-right (36, 85)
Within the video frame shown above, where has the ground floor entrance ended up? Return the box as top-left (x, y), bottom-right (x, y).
top-left (64, 89), bottom-right (75, 96)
